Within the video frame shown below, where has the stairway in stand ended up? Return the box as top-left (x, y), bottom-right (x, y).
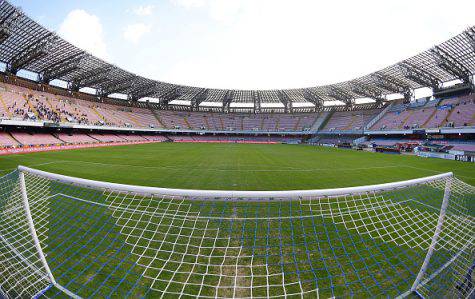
top-left (275, 117), bottom-right (280, 131)
top-left (184, 117), bottom-right (192, 129)
top-left (24, 94), bottom-right (39, 118)
top-left (293, 117), bottom-right (301, 131)
top-left (0, 94), bottom-right (12, 118)
top-left (149, 108), bottom-right (167, 128)
top-left (422, 108), bottom-right (438, 128)
top-left (204, 116), bottom-right (210, 130)
top-left (91, 106), bottom-right (107, 123)
top-left (399, 110), bottom-right (414, 129)
top-left (219, 117), bottom-right (225, 130)
top-left (45, 97), bottom-right (65, 122)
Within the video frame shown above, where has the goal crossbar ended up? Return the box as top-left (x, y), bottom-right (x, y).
top-left (17, 165), bottom-right (453, 200)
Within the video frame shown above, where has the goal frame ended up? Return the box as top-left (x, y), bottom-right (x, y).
top-left (6, 165), bottom-right (461, 298)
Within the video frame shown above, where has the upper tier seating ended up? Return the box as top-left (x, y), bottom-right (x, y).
top-left (371, 95), bottom-right (475, 130)
top-left (323, 109), bottom-right (380, 131)
top-left (1, 82), bottom-right (321, 132)
top-left (156, 111), bottom-right (318, 131)
top-left (4, 82), bottom-right (472, 132)
top-left (446, 96), bottom-right (475, 127)
top-left (0, 83), bottom-right (161, 128)
top-left (0, 85), bottom-right (33, 120)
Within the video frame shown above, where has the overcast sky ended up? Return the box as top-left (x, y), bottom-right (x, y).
top-left (10, 0), bottom-right (475, 90)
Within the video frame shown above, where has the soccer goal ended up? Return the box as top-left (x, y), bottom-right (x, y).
top-left (0, 166), bottom-right (473, 298)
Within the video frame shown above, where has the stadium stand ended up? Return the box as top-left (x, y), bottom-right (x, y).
top-left (323, 109), bottom-right (380, 131)
top-left (0, 132), bottom-right (18, 147)
top-left (371, 95), bottom-right (475, 130)
top-left (2, 78), bottom-right (473, 135)
top-left (168, 134), bottom-right (301, 143)
top-left (87, 133), bottom-right (126, 143)
top-left (10, 132), bottom-right (62, 145)
top-left (317, 136), bottom-right (355, 145)
top-left (142, 135), bottom-right (169, 142)
top-left (56, 133), bottom-right (98, 144)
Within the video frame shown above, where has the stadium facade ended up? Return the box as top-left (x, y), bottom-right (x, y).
top-left (0, 0), bottom-right (474, 156)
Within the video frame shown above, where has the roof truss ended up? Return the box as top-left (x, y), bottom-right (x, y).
top-left (350, 82), bottom-right (386, 102)
top-left (399, 62), bottom-right (442, 89)
top-left (159, 87), bottom-right (181, 107)
top-left (431, 46), bottom-right (472, 83)
top-left (190, 88), bottom-right (209, 110)
top-left (39, 52), bottom-right (86, 83)
top-left (129, 82), bottom-right (158, 100)
top-left (7, 33), bottom-right (56, 73)
top-left (69, 66), bottom-right (113, 90)
top-left (277, 91), bottom-right (293, 112)
top-left (328, 86), bottom-right (354, 106)
top-left (302, 89), bottom-right (324, 108)
top-left (222, 90), bottom-right (234, 112)
top-left (252, 91), bottom-right (261, 112)
top-left (0, 0), bottom-right (473, 110)
top-left (0, 7), bottom-right (22, 44)
top-left (465, 27), bottom-right (475, 52)
top-left (371, 72), bottom-right (413, 100)
top-left (99, 75), bottom-right (137, 96)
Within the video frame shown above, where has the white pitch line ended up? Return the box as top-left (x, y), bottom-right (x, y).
top-left (44, 159), bottom-right (403, 173)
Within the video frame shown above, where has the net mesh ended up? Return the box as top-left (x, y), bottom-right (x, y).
top-left (0, 168), bottom-right (473, 298)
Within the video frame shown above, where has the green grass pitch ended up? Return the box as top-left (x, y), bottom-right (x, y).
top-left (0, 143), bottom-right (473, 298)
top-left (0, 142), bottom-right (474, 189)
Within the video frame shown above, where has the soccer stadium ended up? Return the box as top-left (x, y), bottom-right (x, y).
top-left (0, 1), bottom-right (474, 298)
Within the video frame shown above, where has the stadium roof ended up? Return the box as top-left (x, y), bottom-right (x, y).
top-left (0, 0), bottom-right (474, 111)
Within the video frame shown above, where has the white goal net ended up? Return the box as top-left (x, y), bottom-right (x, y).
top-left (0, 166), bottom-right (474, 298)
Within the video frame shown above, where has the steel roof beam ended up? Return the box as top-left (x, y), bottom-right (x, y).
top-left (277, 91), bottom-right (293, 113)
top-left (7, 34), bottom-right (56, 74)
top-left (39, 53), bottom-right (86, 83)
top-left (129, 82), bottom-right (158, 100)
top-left (252, 91), bottom-right (261, 113)
top-left (328, 86), bottom-right (354, 106)
top-left (159, 87), bottom-right (181, 108)
top-left (69, 66), bottom-right (112, 90)
top-left (0, 8), bottom-right (22, 45)
top-left (431, 46), bottom-right (471, 83)
top-left (371, 73), bottom-right (413, 101)
top-left (99, 75), bottom-right (137, 96)
top-left (466, 27), bottom-right (475, 52)
top-left (222, 90), bottom-right (234, 112)
top-left (302, 89), bottom-right (324, 111)
top-left (350, 83), bottom-right (386, 103)
top-left (190, 88), bottom-right (209, 110)
top-left (399, 62), bottom-right (442, 89)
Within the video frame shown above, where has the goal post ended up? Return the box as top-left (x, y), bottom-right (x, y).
top-left (0, 166), bottom-right (473, 298)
